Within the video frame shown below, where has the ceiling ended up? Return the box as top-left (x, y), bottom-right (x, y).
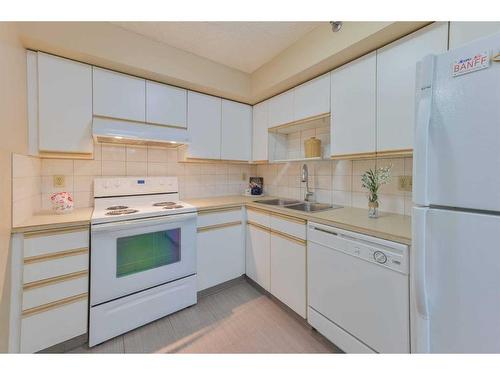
top-left (112, 22), bottom-right (322, 73)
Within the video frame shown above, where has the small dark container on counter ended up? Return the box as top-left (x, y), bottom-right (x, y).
top-left (249, 177), bottom-right (264, 195)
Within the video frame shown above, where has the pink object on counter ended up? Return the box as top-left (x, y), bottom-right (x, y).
top-left (50, 192), bottom-right (74, 214)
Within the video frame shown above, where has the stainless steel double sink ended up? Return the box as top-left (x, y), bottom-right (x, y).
top-left (254, 198), bottom-right (342, 213)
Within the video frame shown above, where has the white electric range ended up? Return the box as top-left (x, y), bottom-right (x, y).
top-left (89, 176), bottom-right (198, 347)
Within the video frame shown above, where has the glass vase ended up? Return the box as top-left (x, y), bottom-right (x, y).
top-left (368, 201), bottom-right (379, 218)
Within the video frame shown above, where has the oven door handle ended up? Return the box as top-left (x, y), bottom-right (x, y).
top-left (91, 212), bottom-right (197, 232)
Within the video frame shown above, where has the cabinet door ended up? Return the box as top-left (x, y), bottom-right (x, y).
top-left (93, 67), bottom-right (146, 122)
top-left (376, 22), bottom-right (448, 153)
top-left (187, 91), bottom-right (222, 159)
top-left (146, 81), bottom-right (187, 128)
top-left (293, 73), bottom-right (330, 121)
top-left (197, 225), bottom-right (244, 291)
top-left (330, 51), bottom-right (376, 157)
top-left (37, 53), bottom-right (93, 154)
top-left (270, 233), bottom-right (306, 318)
top-left (252, 101), bottom-right (269, 162)
top-left (449, 22), bottom-right (500, 50)
top-left (268, 89), bottom-right (294, 128)
top-left (221, 100), bottom-right (252, 161)
top-left (245, 224), bottom-right (270, 291)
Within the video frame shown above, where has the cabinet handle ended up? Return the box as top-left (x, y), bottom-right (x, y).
top-left (24, 247), bottom-right (88, 264)
top-left (22, 293), bottom-right (87, 318)
top-left (23, 270), bottom-right (88, 291)
top-left (271, 229), bottom-right (306, 246)
top-left (197, 221), bottom-right (242, 232)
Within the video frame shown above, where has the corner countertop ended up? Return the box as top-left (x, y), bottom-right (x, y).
top-left (185, 195), bottom-right (412, 245)
top-left (11, 207), bottom-right (93, 234)
top-left (11, 196), bottom-right (412, 245)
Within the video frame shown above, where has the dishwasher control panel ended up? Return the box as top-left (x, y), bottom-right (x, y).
top-left (308, 222), bottom-right (408, 274)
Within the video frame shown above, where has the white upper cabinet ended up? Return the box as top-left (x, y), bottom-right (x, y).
top-left (268, 89), bottom-right (294, 128)
top-left (330, 52), bottom-right (377, 157)
top-left (187, 91), bottom-right (222, 159)
top-left (93, 67), bottom-right (146, 122)
top-left (37, 53), bottom-right (93, 154)
top-left (449, 22), bottom-right (500, 50)
top-left (293, 73), bottom-right (330, 121)
top-left (146, 81), bottom-right (187, 128)
top-left (376, 22), bottom-right (448, 153)
top-left (221, 100), bottom-right (252, 161)
top-left (252, 101), bottom-right (269, 162)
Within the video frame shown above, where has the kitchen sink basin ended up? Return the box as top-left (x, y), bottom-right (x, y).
top-left (254, 198), bottom-right (342, 212)
top-left (286, 202), bottom-right (343, 212)
top-left (254, 198), bottom-right (301, 206)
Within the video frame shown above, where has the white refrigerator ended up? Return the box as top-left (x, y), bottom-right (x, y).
top-left (412, 32), bottom-right (500, 353)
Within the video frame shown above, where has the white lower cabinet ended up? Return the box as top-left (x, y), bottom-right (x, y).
top-left (270, 233), bottom-right (306, 318)
top-left (11, 226), bottom-right (90, 353)
top-left (197, 208), bottom-right (245, 291)
top-left (246, 208), bottom-right (307, 317)
top-left (245, 223), bottom-right (271, 291)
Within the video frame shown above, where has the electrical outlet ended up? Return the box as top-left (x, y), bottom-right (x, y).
top-left (242, 172), bottom-right (247, 181)
top-left (398, 176), bottom-right (412, 192)
top-left (53, 175), bottom-right (65, 188)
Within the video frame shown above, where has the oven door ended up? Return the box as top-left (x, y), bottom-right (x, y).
top-left (90, 212), bottom-right (197, 306)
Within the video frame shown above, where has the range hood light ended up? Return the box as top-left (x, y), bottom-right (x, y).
top-left (114, 136), bottom-right (123, 139)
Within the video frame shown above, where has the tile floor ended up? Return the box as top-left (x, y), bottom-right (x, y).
top-left (67, 278), bottom-right (341, 354)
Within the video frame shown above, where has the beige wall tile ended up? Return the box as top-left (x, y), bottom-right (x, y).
top-left (148, 147), bottom-right (168, 162)
top-left (126, 161), bottom-right (148, 176)
top-left (102, 144), bottom-right (126, 161)
top-left (147, 162), bottom-right (168, 176)
top-left (41, 175), bottom-right (74, 194)
top-left (74, 160), bottom-right (102, 176)
top-left (102, 161), bottom-right (126, 176)
top-left (74, 175), bottom-right (94, 192)
top-left (333, 190), bottom-right (352, 206)
top-left (332, 160), bottom-right (352, 176)
top-left (126, 146), bottom-right (148, 162)
top-left (73, 191), bottom-right (92, 208)
top-left (41, 159), bottom-right (74, 176)
top-left (332, 175), bottom-right (352, 192)
top-left (167, 149), bottom-right (178, 162)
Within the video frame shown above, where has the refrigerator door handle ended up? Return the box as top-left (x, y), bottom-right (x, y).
top-left (413, 55), bottom-right (435, 206)
top-left (411, 207), bottom-right (430, 352)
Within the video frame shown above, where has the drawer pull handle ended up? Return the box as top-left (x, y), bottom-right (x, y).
top-left (247, 221), bottom-right (270, 232)
top-left (197, 221), bottom-right (242, 232)
top-left (24, 247), bottom-right (88, 264)
top-left (313, 227), bottom-right (338, 236)
top-left (22, 293), bottom-right (87, 318)
top-left (23, 270), bottom-right (88, 291)
top-left (198, 207), bottom-right (241, 215)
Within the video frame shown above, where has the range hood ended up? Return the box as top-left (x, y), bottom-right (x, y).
top-left (92, 117), bottom-right (190, 148)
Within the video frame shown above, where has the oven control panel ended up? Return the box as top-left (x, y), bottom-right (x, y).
top-left (94, 177), bottom-right (178, 197)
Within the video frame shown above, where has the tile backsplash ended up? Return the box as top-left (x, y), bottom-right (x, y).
top-left (38, 143), bottom-right (255, 210)
top-left (256, 157), bottom-right (413, 216)
top-left (12, 154), bottom-right (41, 226)
top-left (12, 143), bottom-right (413, 218)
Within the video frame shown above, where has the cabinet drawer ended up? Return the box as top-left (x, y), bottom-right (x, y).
top-left (23, 272), bottom-right (88, 310)
top-left (21, 296), bottom-right (87, 353)
top-left (23, 250), bottom-right (88, 284)
top-left (270, 214), bottom-right (306, 240)
top-left (247, 208), bottom-right (271, 228)
top-left (24, 228), bottom-right (89, 259)
top-left (197, 207), bottom-right (242, 228)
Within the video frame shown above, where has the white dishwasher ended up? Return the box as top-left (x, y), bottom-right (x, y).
top-left (307, 222), bottom-right (409, 353)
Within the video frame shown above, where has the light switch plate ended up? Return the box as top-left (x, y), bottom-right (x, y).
top-left (398, 176), bottom-right (412, 192)
top-left (53, 175), bottom-right (65, 188)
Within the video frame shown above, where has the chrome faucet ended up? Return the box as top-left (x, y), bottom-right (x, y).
top-left (301, 164), bottom-right (314, 202)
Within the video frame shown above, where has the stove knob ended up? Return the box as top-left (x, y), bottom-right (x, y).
top-left (373, 251), bottom-right (387, 264)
